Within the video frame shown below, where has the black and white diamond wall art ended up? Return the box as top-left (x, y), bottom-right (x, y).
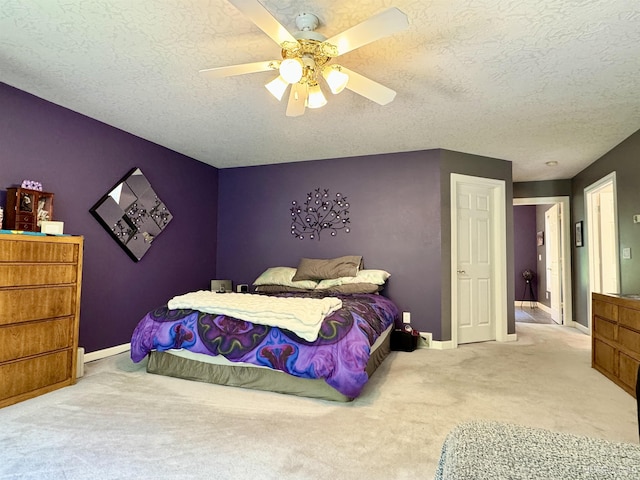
top-left (90, 168), bottom-right (172, 261)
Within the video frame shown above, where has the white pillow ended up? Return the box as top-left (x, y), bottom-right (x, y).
top-left (315, 269), bottom-right (390, 289)
top-left (315, 277), bottom-right (345, 290)
top-left (253, 267), bottom-right (318, 290)
top-left (344, 269), bottom-right (390, 285)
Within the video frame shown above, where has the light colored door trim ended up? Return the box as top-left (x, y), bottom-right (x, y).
top-left (513, 196), bottom-right (573, 326)
top-left (585, 172), bottom-right (620, 331)
top-left (451, 174), bottom-right (508, 348)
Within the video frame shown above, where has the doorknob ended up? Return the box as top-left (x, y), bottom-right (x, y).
top-left (457, 270), bottom-right (466, 274)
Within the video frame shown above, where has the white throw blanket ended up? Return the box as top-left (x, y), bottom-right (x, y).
top-left (167, 291), bottom-right (342, 342)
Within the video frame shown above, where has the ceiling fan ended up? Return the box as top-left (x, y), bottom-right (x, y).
top-left (200, 0), bottom-right (409, 117)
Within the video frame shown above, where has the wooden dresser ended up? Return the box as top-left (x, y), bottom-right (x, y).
top-left (592, 292), bottom-right (640, 398)
top-left (0, 233), bottom-right (84, 408)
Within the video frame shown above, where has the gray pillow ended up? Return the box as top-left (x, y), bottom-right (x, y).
top-left (253, 266), bottom-right (318, 289)
top-left (292, 256), bottom-right (363, 281)
top-left (254, 285), bottom-right (316, 293)
top-left (324, 283), bottom-right (382, 294)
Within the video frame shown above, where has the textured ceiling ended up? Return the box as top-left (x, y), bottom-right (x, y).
top-left (2, 0), bottom-right (640, 181)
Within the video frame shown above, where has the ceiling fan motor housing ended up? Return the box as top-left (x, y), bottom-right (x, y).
top-left (294, 13), bottom-right (326, 42)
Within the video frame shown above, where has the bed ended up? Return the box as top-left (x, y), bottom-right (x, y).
top-left (130, 257), bottom-right (399, 401)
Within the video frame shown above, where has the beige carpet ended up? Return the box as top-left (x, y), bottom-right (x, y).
top-left (0, 323), bottom-right (637, 479)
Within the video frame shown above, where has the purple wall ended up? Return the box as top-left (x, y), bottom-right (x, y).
top-left (513, 205), bottom-right (537, 301)
top-left (217, 151), bottom-right (443, 337)
top-left (0, 83), bottom-right (219, 353)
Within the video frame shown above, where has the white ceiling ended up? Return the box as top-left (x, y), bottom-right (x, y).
top-left (2, 0), bottom-right (640, 181)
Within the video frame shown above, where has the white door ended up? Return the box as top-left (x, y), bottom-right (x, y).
top-left (545, 204), bottom-right (562, 324)
top-left (455, 182), bottom-right (495, 344)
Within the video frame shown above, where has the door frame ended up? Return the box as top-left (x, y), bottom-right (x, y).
top-left (513, 196), bottom-right (573, 326)
top-left (451, 174), bottom-right (508, 348)
top-left (585, 172), bottom-right (620, 331)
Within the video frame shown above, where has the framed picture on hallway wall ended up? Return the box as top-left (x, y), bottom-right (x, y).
top-left (536, 231), bottom-right (544, 246)
top-left (575, 221), bottom-right (584, 247)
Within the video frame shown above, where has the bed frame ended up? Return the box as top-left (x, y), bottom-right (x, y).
top-left (146, 326), bottom-right (393, 402)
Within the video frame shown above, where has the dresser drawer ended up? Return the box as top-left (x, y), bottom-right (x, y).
top-left (593, 338), bottom-right (616, 376)
top-left (0, 317), bottom-right (74, 363)
top-left (618, 326), bottom-right (640, 355)
top-left (0, 286), bottom-right (75, 325)
top-left (15, 222), bottom-right (35, 231)
top-left (0, 239), bottom-right (78, 263)
top-left (619, 352), bottom-right (640, 392)
top-left (592, 299), bottom-right (618, 322)
top-left (0, 264), bottom-right (77, 287)
top-left (0, 350), bottom-right (73, 403)
top-left (16, 213), bottom-right (35, 223)
top-left (593, 316), bottom-right (616, 341)
top-left (619, 307), bottom-right (640, 332)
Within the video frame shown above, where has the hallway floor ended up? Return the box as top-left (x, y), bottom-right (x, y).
top-left (515, 305), bottom-right (556, 324)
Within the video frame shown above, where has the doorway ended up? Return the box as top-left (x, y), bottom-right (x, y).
top-left (513, 197), bottom-right (573, 326)
top-left (585, 172), bottom-right (620, 329)
top-left (451, 174), bottom-right (507, 346)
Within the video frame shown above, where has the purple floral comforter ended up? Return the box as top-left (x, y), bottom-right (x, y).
top-left (131, 292), bottom-right (398, 398)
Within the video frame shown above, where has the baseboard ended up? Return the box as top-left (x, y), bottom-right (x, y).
top-left (514, 300), bottom-right (552, 314)
top-left (429, 339), bottom-right (456, 350)
top-left (419, 332), bottom-right (516, 349)
top-left (569, 321), bottom-right (590, 335)
top-left (536, 302), bottom-right (552, 315)
top-left (83, 343), bottom-right (131, 363)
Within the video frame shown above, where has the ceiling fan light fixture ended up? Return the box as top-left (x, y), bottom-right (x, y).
top-left (307, 83), bottom-right (327, 109)
top-left (280, 58), bottom-right (303, 84)
top-left (322, 65), bottom-right (349, 94)
top-left (265, 75), bottom-right (289, 101)
top-left (201, 3), bottom-right (410, 117)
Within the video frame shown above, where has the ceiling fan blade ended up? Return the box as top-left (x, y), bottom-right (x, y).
top-left (227, 0), bottom-right (297, 46)
top-left (324, 7), bottom-right (409, 56)
top-left (340, 67), bottom-right (397, 105)
top-left (286, 82), bottom-right (308, 117)
top-left (199, 60), bottom-right (278, 78)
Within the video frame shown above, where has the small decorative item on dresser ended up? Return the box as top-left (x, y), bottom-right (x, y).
top-left (40, 221), bottom-right (65, 235)
top-left (4, 187), bottom-right (54, 232)
top-left (21, 180), bottom-right (43, 191)
top-left (0, 207), bottom-right (3, 229)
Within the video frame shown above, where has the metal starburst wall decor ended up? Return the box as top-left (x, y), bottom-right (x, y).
top-left (290, 188), bottom-right (351, 240)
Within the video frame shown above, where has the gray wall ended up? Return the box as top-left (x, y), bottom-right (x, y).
top-left (514, 180), bottom-right (572, 198)
top-left (571, 129), bottom-right (640, 326)
top-left (439, 149), bottom-right (515, 338)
